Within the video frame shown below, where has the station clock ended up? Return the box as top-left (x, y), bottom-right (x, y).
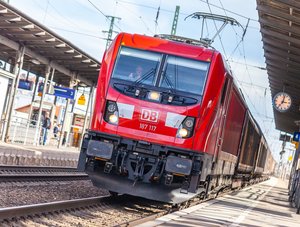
top-left (273, 92), bottom-right (292, 112)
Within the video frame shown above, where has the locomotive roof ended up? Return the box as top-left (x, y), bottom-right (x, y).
top-left (122, 33), bottom-right (217, 56)
top-left (154, 34), bottom-right (215, 49)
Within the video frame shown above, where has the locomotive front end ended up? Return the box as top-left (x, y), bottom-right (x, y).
top-left (78, 33), bottom-right (216, 203)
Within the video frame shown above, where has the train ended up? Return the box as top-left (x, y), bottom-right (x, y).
top-left (77, 33), bottom-right (276, 204)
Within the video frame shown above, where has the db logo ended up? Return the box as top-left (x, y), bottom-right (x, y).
top-left (141, 109), bottom-right (159, 122)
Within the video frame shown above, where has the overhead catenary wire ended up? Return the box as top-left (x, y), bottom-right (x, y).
top-left (199, 0), bottom-right (258, 22)
top-left (228, 60), bottom-right (266, 71)
top-left (87, 0), bottom-right (123, 32)
top-left (216, 0), bottom-right (245, 61)
top-left (49, 26), bottom-right (107, 40)
top-left (118, 0), bottom-right (259, 23)
top-left (32, 0), bottom-right (102, 39)
top-left (217, 0), bottom-right (241, 39)
top-left (42, 0), bottom-right (50, 23)
top-left (213, 0), bottom-right (270, 137)
top-left (48, 0), bottom-right (85, 30)
top-left (117, 0), bottom-right (188, 15)
top-left (115, 0), bottom-right (260, 31)
top-left (237, 80), bottom-right (268, 90)
top-left (197, 1), bottom-right (273, 145)
top-left (205, 0), bottom-right (228, 59)
top-left (116, 0), bottom-right (155, 34)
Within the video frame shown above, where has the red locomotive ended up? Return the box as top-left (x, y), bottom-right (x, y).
top-left (78, 33), bottom-right (275, 203)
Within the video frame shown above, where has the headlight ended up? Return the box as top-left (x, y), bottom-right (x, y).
top-left (185, 119), bottom-right (194, 128)
top-left (148, 91), bottom-right (161, 101)
top-left (104, 101), bottom-right (119, 125)
top-left (176, 117), bottom-right (195, 138)
top-left (178, 128), bottom-right (188, 137)
top-left (109, 113), bottom-right (118, 124)
top-left (107, 103), bottom-right (117, 112)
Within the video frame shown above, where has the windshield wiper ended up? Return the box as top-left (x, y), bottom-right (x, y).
top-left (132, 68), bottom-right (155, 87)
top-left (163, 73), bottom-right (176, 94)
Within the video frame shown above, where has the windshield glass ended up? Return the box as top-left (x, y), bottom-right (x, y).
top-left (159, 56), bottom-right (209, 95)
top-left (112, 47), bottom-right (161, 86)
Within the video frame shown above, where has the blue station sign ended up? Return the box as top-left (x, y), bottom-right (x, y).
top-left (53, 86), bottom-right (75, 99)
top-left (293, 132), bottom-right (300, 142)
top-left (18, 79), bottom-right (33, 91)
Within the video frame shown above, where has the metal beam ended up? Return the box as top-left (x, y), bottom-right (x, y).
top-left (78, 86), bottom-right (94, 149)
top-left (268, 75), bottom-right (299, 86)
top-left (262, 37), bottom-right (300, 55)
top-left (265, 59), bottom-right (300, 72)
top-left (264, 52), bottom-right (300, 67)
top-left (0, 34), bottom-right (92, 86)
top-left (33, 65), bottom-right (51, 145)
top-left (257, 2), bottom-right (300, 25)
top-left (259, 17), bottom-right (300, 38)
top-left (58, 79), bottom-right (74, 148)
top-left (266, 64), bottom-right (300, 76)
top-left (260, 28), bottom-right (300, 47)
top-left (3, 45), bottom-right (25, 142)
top-left (0, 22), bottom-right (31, 28)
top-left (270, 0), bottom-right (300, 10)
top-left (264, 46), bottom-right (300, 62)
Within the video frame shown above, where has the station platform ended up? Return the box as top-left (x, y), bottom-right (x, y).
top-left (0, 141), bottom-right (79, 167)
top-left (139, 177), bottom-right (300, 227)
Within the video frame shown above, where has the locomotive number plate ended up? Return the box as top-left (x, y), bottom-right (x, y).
top-left (139, 123), bottom-right (157, 132)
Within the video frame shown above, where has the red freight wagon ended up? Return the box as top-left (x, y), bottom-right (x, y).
top-left (78, 33), bottom-right (275, 203)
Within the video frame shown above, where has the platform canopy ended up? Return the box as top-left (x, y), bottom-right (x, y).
top-left (0, 1), bottom-right (100, 86)
top-left (257, 0), bottom-right (300, 134)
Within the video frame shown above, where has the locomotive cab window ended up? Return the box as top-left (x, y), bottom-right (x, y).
top-left (111, 46), bottom-right (210, 98)
top-left (112, 47), bottom-right (161, 86)
top-left (159, 56), bottom-right (209, 95)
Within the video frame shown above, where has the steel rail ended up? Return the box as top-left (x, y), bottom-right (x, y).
top-left (117, 211), bottom-right (169, 227)
top-left (0, 173), bottom-right (88, 182)
top-left (0, 196), bottom-right (109, 221)
top-left (0, 165), bottom-right (78, 172)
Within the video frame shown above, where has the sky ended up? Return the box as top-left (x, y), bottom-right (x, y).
top-left (7, 0), bottom-right (295, 162)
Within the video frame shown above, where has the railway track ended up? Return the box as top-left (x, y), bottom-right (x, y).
top-left (0, 177), bottom-right (266, 226)
top-left (0, 196), bottom-right (108, 221)
top-left (0, 195), bottom-right (168, 226)
top-left (0, 165), bottom-right (88, 182)
top-left (0, 187), bottom-right (237, 226)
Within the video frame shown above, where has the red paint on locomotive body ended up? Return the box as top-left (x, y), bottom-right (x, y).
top-left (91, 33), bottom-right (226, 152)
top-left (78, 33), bottom-right (275, 203)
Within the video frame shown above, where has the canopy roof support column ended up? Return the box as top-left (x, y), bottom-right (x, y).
top-left (33, 65), bottom-right (51, 145)
top-left (79, 86), bottom-right (95, 149)
top-left (58, 78), bottom-right (74, 148)
top-left (3, 45), bottom-right (25, 142)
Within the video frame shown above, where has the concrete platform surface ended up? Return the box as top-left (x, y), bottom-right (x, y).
top-left (0, 142), bottom-right (79, 167)
top-left (138, 177), bottom-right (300, 227)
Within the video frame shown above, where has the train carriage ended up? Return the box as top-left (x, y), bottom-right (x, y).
top-left (236, 113), bottom-right (261, 175)
top-left (78, 33), bottom-right (275, 203)
top-left (254, 136), bottom-right (268, 176)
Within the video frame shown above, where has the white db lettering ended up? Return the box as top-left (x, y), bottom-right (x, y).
top-left (141, 109), bottom-right (159, 122)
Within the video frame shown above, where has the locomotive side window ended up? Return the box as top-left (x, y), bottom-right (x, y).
top-left (159, 56), bottom-right (209, 95)
top-left (111, 47), bottom-right (161, 86)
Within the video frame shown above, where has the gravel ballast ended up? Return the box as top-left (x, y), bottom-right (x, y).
top-left (0, 180), bottom-right (109, 207)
